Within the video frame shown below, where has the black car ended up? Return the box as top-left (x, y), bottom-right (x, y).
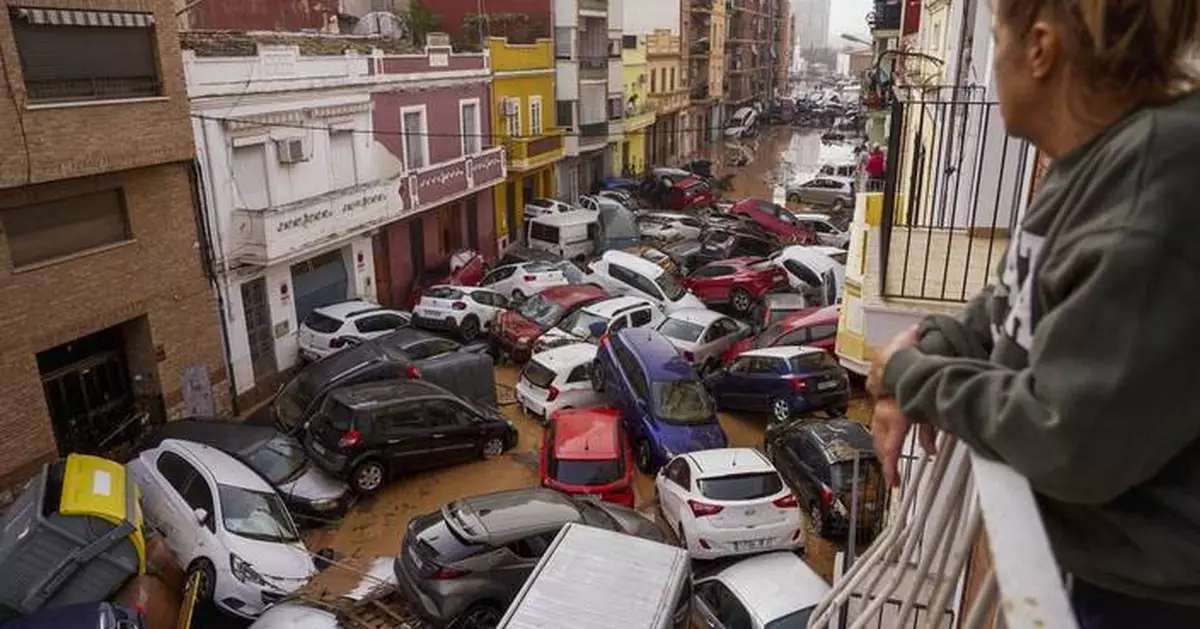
top-left (694, 229), bottom-right (781, 267)
top-left (272, 328), bottom-right (496, 435)
top-left (304, 380), bottom-right (518, 493)
top-left (142, 418), bottom-right (352, 521)
top-left (763, 419), bottom-right (887, 541)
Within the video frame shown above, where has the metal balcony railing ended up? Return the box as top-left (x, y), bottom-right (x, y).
top-left (869, 0), bottom-right (902, 31)
top-left (877, 88), bottom-right (1036, 302)
top-left (580, 121), bottom-right (608, 137)
top-left (579, 55), bottom-right (607, 70)
top-left (808, 433), bottom-right (1078, 629)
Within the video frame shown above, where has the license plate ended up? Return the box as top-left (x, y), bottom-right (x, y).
top-left (818, 380), bottom-right (838, 390)
top-left (735, 539), bottom-right (770, 551)
top-left (418, 308), bottom-right (438, 318)
top-left (579, 493), bottom-right (602, 501)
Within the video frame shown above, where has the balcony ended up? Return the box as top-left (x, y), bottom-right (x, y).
top-left (623, 106), bottom-right (655, 132)
top-left (579, 55), bottom-right (608, 80)
top-left (505, 130), bottom-right (566, 172)
top-left (580, 0), bottom-right (607, 13)
top-left (870, 0), bottom-right (903, 32)
top-left (808, 432), bottom-right (1078, 629)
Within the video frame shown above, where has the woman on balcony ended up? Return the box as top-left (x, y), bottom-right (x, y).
top-left (866, 1), bottom-right (1200, 628)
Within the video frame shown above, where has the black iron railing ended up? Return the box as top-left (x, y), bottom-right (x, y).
top-left (878, 88), bottom-right (1036, 302)
top-left (869, 1), bottom-right (902, 31)
top-left (580, 121), bottom-right (608, 137)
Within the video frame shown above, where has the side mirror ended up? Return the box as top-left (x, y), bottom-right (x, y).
top-left (193, 507), bottom-right (208, 525)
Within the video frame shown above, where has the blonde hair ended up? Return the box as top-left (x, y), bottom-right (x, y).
top-left (996, 0), bottom-right (1200, 105)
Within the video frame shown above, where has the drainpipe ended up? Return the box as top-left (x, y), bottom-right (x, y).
top-left (197, 119), bottom-right (241, 416)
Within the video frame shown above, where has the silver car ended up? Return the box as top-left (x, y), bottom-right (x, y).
top-left (394, 488), bottom-right (664, 628)
top-left (656, 308), bottom-right (751, 374)
top-left (785, 176), bottom-right (855, 210)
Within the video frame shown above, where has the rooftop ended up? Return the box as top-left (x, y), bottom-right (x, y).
top-left (180, 29), bottom-right (420, 57)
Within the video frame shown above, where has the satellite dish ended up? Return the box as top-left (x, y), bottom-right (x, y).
top-left (352, 11), bottom-right (410, 40)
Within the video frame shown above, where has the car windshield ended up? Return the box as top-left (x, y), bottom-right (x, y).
top-left (558, 308), bottom-right (610, 339)
top-left (218, 485), bottom-right (300, 543)
top-left (658, 318), bottom-right (705, 343)
top-left (764, 607), bottom-right (817, 629)
top-left (652, 381), bottom-right (714, 424)
top-left (656, 273), bottom-right (688, 301)
top-left (244, 436), bottom-right (308, 485)
top-left (554, 260), bottom-right (587, 284)
top-left (697, 472), bottom-right (783, 500)
top-left (552, 456), bottom-right (624, 485)
top-left (518, 294), bottom-right (568, 328)
top-left (756, 322), bottom-right (789, 348)
top-left (275, 375), bottom-right (315, 429)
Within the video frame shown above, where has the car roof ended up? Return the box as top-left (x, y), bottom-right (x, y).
top-left (763, 293), bottom-right (810, 308)
top-left (779, 304), bottom-right (841, 329)
top-left (614, 328), bottom-right (693, 380)
top-left (375, 327), bottom-right (454, 352)
top-left (161, 438), bottom-right (274, 491)
top-left (601, 250), bottom-right (666, 278)
top-left (528, 209), bottom-right (598, 226)
top-left (712, 552), bottom-right (830, 622)
top-left (584, 295), bottom-right (656, 316)
top-left (329, 379), bottom-right (448, 408)
top-left (797, 420), bottom-right (876, 463)
top-left (449, 488), bottom-right (582, 544)
top-left (553, 409), bottom-right (622, 460)
top-left (686, 448), bottom-right (773, 477)
top-left (527, 197), bottom-right (568, 207)
top-left (792, 212), bottom-right (833, 221)
top-left (313, 300), bottom-right (384, 320)
top-left (531, 342), bottom-right (597, 370)
top-left (149, 418), bottom-right (277, 456)
top-left (665, 307), bottom-right (725, 326)
top-left (740, 346), bottom-right (826, 359)
top-left (541, 284), bottom-right (607, 305)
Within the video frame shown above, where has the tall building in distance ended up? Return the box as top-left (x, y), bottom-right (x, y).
top-left (793, 0), bottom-right (830, 51)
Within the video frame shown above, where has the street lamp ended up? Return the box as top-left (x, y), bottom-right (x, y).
top-left (840, 33), bottom-right (872, 47)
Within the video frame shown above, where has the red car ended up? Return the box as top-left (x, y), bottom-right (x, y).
top-left (683, 257), bottom-right (790, 315)
top-left (729, 198), bottom-right (816, 244)
top-left (664, 176), bottom-right (715, 211)
top-left (404, 249), bottom-right (487, 309)
top-left (490, 284), bottom-right (608, 362)
top-left (540, 408), bottom-right (636, 507)
top-left (721, 304), bottom-right (841, 364)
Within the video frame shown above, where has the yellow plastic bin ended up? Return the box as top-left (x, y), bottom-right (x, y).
top-left (0, 454), bottom-right (146, 616)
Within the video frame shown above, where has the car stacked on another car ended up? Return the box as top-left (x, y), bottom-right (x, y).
top-left (683, 257), bottom-right (790, 315)
top-left (515, 342), bottom-right (605, 420)
top-left (707, 346), bottom-right (850, 422)
top-left (656, 308), bottom-right (750, 375)
top-left (692, 552), bottom-right (831, 629)
top-left (533, 295), bottom-right (664, 353)
top-left (411, 285), bottom-right (510, 341)
top-left (754, 293), bottom-right (817, 330)
top-left (729, 198), bottom-right (816, 245)
top-left (693, 229), bottom-right (780, 269)
top-left (523, 197), bottom-right (577, 220)
top-left (490, 284), bottom-right (609, 362)
top-left (479, 260), bottom-right (569, 301)
top-left (722, 305), bottom-right (841, 364)
top-left (404, 250), bottom-right (487, 309)
top-left (297, 300), bottom-right (411, 362)
top-left (540, 408), bottom-right (637, 507)
top-left (587, 250), bottom-right (705, 314)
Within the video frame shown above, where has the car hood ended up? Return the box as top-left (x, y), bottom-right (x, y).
top-left (497, 311), bottom-right (546, 339)
top-left (276, 465), bottom-right (350, 504)
top-left (592, 502), bottom-right (666, 543)
top-left (225, 535), bottom-right (317, 592)
top-left (655, 420), bottom-right (728, 456)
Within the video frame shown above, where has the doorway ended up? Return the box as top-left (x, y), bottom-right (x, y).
top-left (38, 325), bottom-right (136, 456)
top-left (505, 181), bottom-right (518, 244)
top-left (240, 277), bottom-right (278, 384)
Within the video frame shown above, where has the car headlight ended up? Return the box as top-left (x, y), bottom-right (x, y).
top-left (230, 553), bottom-right (268, 586)
top-left (309, 497), bottom-right (339, 512)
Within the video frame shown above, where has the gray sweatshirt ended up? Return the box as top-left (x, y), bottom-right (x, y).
top-left (881, 91), bottom-right (1200, 604)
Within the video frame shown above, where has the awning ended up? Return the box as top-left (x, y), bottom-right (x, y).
top-left (11, 7), bottom-right (155, 27)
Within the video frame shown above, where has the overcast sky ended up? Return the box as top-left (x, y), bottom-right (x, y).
top-left (828, 0), bottom-right (873, 45)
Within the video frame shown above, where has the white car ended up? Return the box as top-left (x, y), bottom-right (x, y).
top-left (771, 245), bottom-right (846, 306)
top-left (524, 197), bottom-right (578, 220)
top-left (533, 295), bottom-right (665, 353)
top-left (128, 439), bottom-right (316, 618)
top-left (656, 309), bottom-right (749, 372)
top-left (692, 551), bottom-right (831, 629)
top-left (637, 212), bottom-right (705, 242)
top-left (515, 343), bottom-right (605, 421)
top-left (297, 300), bottom-right (411, 361)
top-left (411, 285), bottom-right (510, 341)
top-left (655, 448), bottom-right (803, 560)
top-left (793, 212), bottom-right (850, 249)
top-left (480, 260), bottom-right (569, 300)
top-left (587, 250), bottom-right (706, 314)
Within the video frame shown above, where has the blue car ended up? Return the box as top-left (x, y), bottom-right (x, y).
top-left (706, 346), bottom-right (850, 423)
top-left (591, 327), bottom-right (729, 473)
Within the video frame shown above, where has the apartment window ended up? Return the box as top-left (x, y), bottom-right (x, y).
top-left (607, 96), bottom-right (623, 120)
top-left (555, 27), bottom-right (572, 58)
top-left (529, 96), bottom-right (544, 137)
top-left (1, 189), bottom-right (130, 268)
top-left (504, 97), bottom-right (522, 137)
top-left (580, 84), bottom-right (606, 124)
top-left (329, 131), bottom-right (357, 189)
top-left (579, 17), bottom-right (607, 58)
top-left (401, 107), bottom-right (430, 170)
top-left (670, 68), bottom-right (676, 90)
top-left (622, 35), bottom-right (637, 49)
top-left (232, 143), bottom-right (270, 209)
top-left (460, 99), bottom-right (481, 154)
top-left (11, 8), bottom-right (161, 104)
top-left (650, 70), bottom-right (657, 93)
top-left (556, 100), bottom-right (574, 129)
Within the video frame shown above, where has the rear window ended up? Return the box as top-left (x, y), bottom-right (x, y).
top-left (659, 318), bottom-right (704, 343)
top-left (424, 286), bottom-right (464, 300)
top-left (321, 398), bottom-right (356, 431)
top-left (417, 515), bottom-right (487, 563)
top-left (522, 360), bottom-right (557, 389)
top-left (551, 457), bottom-right (623, 486)
top-left (530, 222), bottom-right (560, 243)
top-left (304, 312), bottom-right (343, 334)
top-left (789, 351), bottom-right (838, 371)
top-left (525, 261), bottom-right (558, 273)
top-left (830, 458), bottom-right (881, 491)
top-left (697, 472), bottom-right (784, 501)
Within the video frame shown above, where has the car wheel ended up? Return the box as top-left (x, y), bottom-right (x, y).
top-left (771, 398), bottom-right (792, 423)
top-left (460, 316), bottom-right (481, 342)
top-left (730, 288), bottom-right (755, 314)
top-left (481, 437), bottom-right (505, 459)
top-left (511, 289), bottom-right (524, 302)
top-left (186, 558), bottom-right (216, 603)
top-left (635, 440), bottom-right (655, 474)
top-left (351, 459), bottom-right (387, 494)
top-left (809, 502), bottom-right (828, 537)
top-left (590, 361), bottom-right (606, 392)
top-left (458, 603), bottom-right (503, 629)
top-left (787, 193), bottom-right (801, 203)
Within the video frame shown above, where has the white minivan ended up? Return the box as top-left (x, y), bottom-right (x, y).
top-left (526, 210), bottom-right (600, 261)
top-left (587, 250), bottom-right (705, 314)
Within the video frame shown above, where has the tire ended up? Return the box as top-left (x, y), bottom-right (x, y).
top-left (351, 459), bottom-right (387, 495)
top-left (771, 398), bottom-right (792, 423)
top-left (457, 603), bottom-right (503, 629)
top-left (590, 360), bottom-right (606, 392)
top-left (730, 288), bottom-right (755, 314)
top-left (635, 439), bottom-right (656, 474)
top-left (460, 316), bottom-right (481, 342)
top-left (186, 558), bottom-right (216, 604)
top-left (480, 436), bottom-right (505, 460)
top-left (787, 193), bottom-right (801, 203)
top-left (809, 502), bottom-right (828, 538)
top-left (511, 289), bottom-right (524, 302)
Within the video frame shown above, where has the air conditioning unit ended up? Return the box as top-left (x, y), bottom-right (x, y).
top-left (275, 137), bottom-right (310, 163)
top-left (503, 98), bottom-right (519, 116)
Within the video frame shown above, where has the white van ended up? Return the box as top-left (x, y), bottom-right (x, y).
top-left (725, 106), bottom-right (758, 138)
top-left (497, 522), bottom-right (692, 629)
top-left (526, 210), bottom-right (600, 261)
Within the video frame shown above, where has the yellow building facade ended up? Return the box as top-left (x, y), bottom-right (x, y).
top-left (646, 29), bottom-right (688, 165)
top-left (621, 36), bottom-right (655, 175)
top-left (489, 37), bottom-right (566, 247)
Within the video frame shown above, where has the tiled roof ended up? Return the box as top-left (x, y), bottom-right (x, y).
top-left (180, 30), bottom-right (418, 57)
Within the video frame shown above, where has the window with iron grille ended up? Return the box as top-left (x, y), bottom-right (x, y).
top-left (556, 100), bottom-right (574, 129)
top-left (1, 189), bottom-right (131, 268)
top-left (10, 8), bottom-right (161, 104)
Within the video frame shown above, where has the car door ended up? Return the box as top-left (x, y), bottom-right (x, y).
top-left (141, 449), bottom-right (196, 558)
top-left (657, 457), bottom-right (693, 530)
top-left (710, 355), bottom-right (753, 409)
top-left (468, 289), bottom-right (508, 326)
top-left (480, 265), bottom-right (517, 294)
top-left (354, 312), bottom-right (409, 340)
top-left (177, 463), bottom-right (221, 563)
top-left (420, 398), bottom-right (481, 465)
top-left (687, 265), bottom-right (734, 302)
top-left (377, 403), bottom-right (430, 472)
